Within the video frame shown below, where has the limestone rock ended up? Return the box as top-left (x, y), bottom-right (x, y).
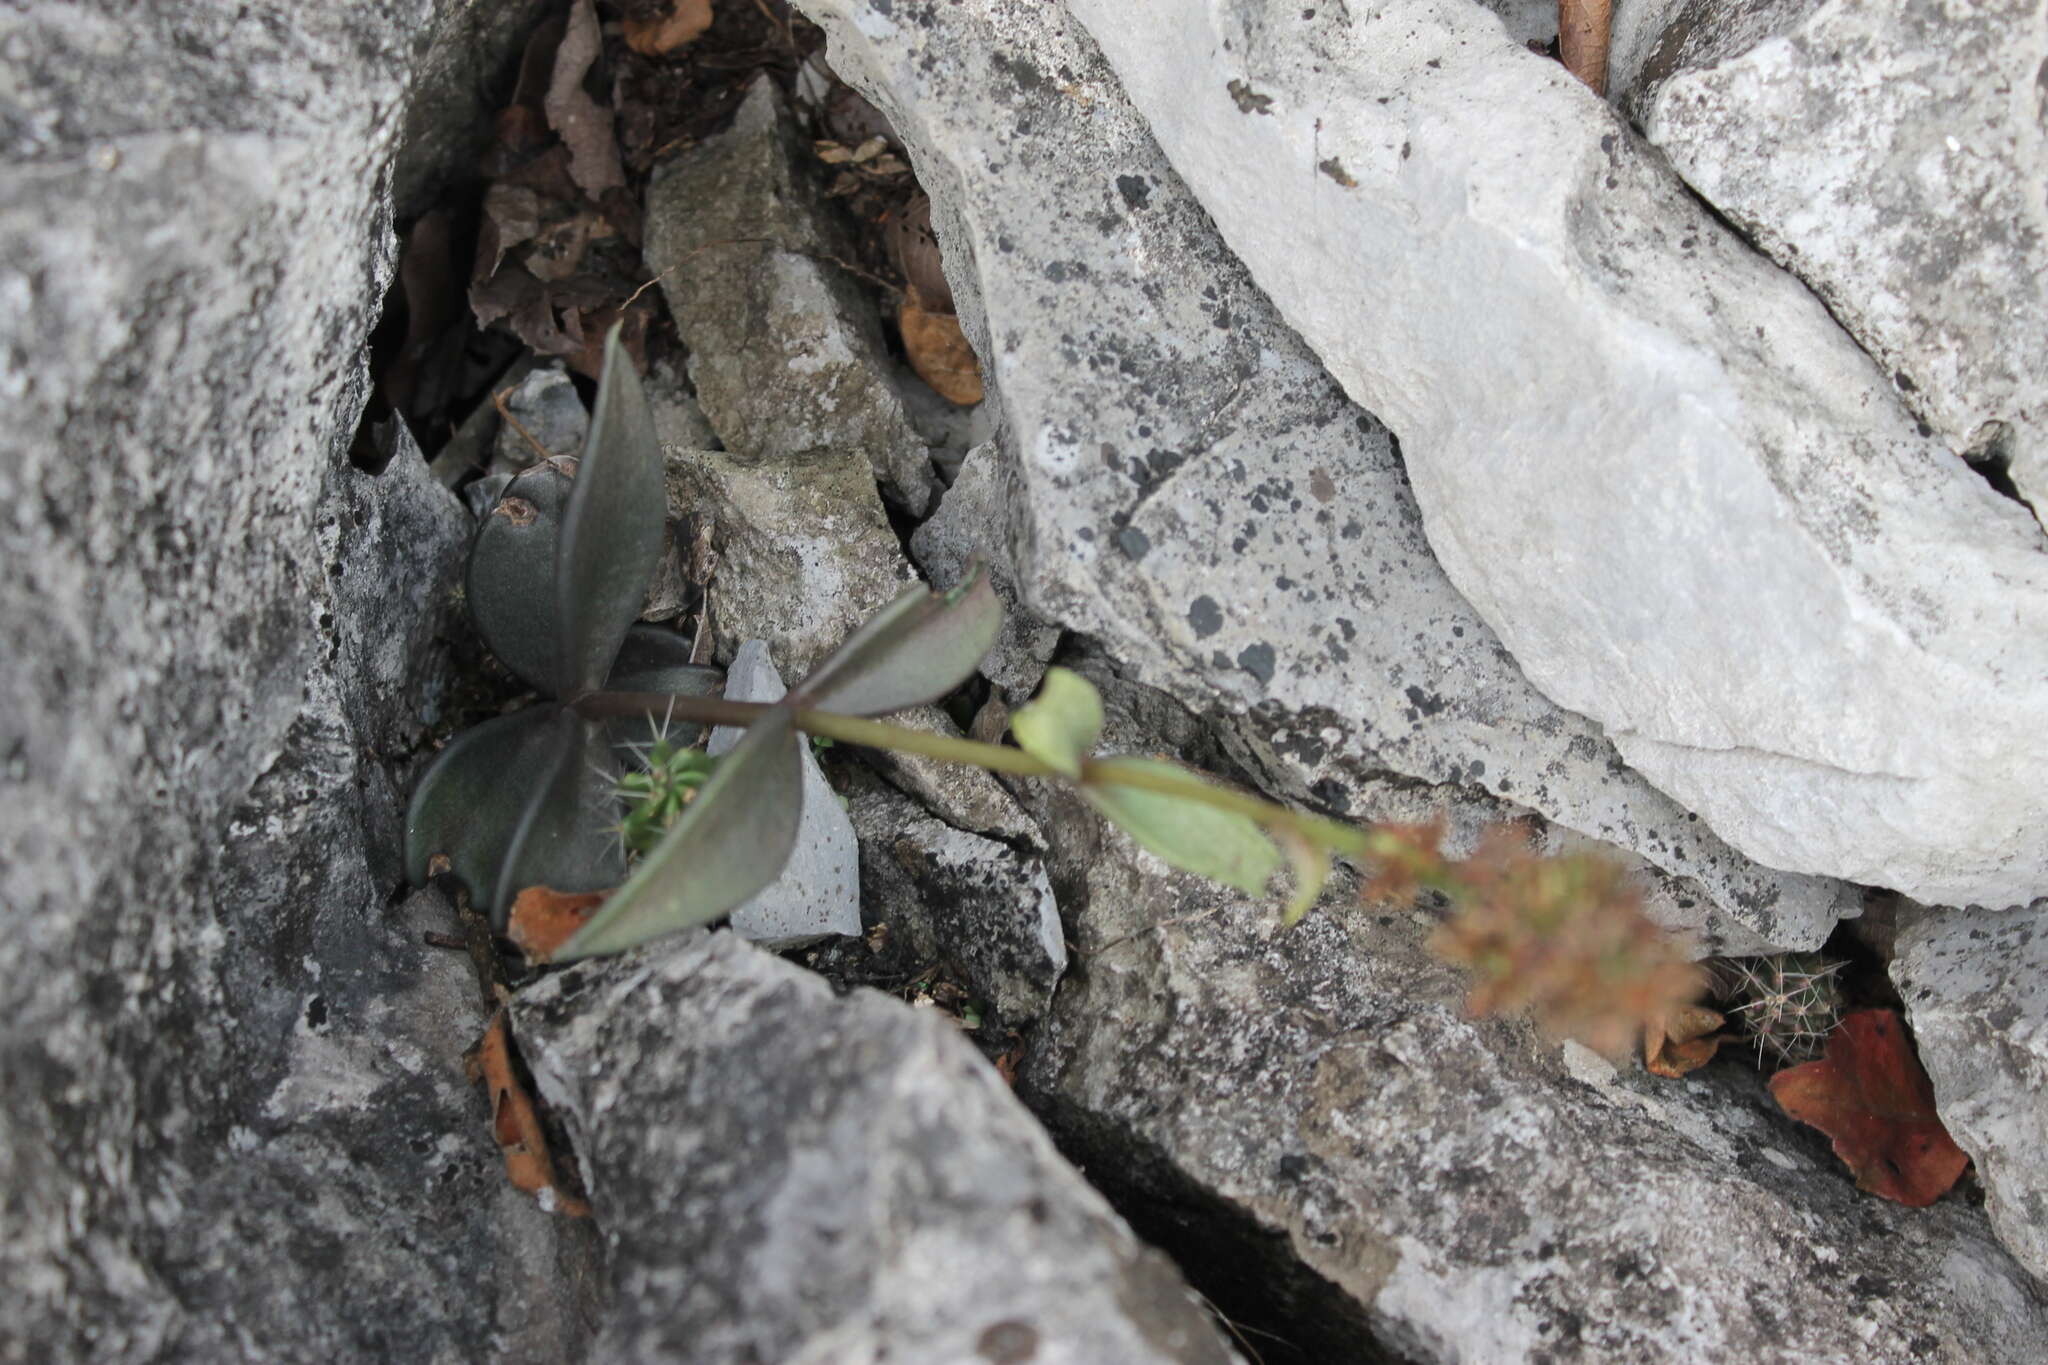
top-left (645, 77), bottom-right (938, 513)
top-left (1894, 900), bottom-right (2048, 1284)
top-left (844, 768), bottom-right (1064, 1023)
top-left (707, 640), bottom-right (862, 949)
top-left (1625, 0), bottom-right (2048, 527)
top-left (509, 930), bottom-right (1240, 1364)
top-left (792, 0), bottom-right (1851, 948)
top-left (492, 362), bottom-right (588, 472)
top-left (1060, 0), bottom-right (2048, 907)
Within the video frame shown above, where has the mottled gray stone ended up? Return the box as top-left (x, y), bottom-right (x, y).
top-left (845, 768), bottom-right (1064, 1023)
top-left (708, 641), bottom-right (862, 949)
top-left (1016, 764), bottom-right (2048, 1361)
top-left (1894, 900), bottom-right (2048, 1284)
top-left (1063, 0), bottom-right (2048, 907)
top-left (0, 4), bottom-right (600, 1357)
top-left (510, 930), bottom-right (1240, 1364)
top-left (492, 361), bottom-right (588, 472)
top-left (793, 0), bottom-right (1852, 950)
top-left (645, 77), bottom-right (938, 513)
top-left (1626, 0), bottom-right (2048, 527)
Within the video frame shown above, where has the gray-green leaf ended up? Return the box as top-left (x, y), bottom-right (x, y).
top-left (491, 707), bottom-right (627, 919)
top-left (1083, 757), bottom-right (1282, 897)
top-left (465, 462), bottom-right (574, 691)
top-left (792, 567), bottom-right (1002, 716)
top-left (1010, 666), bottom-right (1102, 780)
top-left (558, 706), bottom-right (805, 959)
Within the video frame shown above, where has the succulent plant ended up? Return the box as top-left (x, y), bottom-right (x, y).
top-left (1713, 952), bottom-right (1847, 1065)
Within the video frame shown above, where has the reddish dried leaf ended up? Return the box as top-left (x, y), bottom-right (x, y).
top-left (546, 0), bottom-right (627, 199)
top-left (471, 1011), bottom-right (590, 1216)
top-left (1769, 1009), bottom-right (1969, 1207)
top-left (1644, 1003), bottom-right (1727, 1079)
top-left (899, 286), bottom-right (983, 405)
top-left (624, 0), bottom-right (714, 56)
top-left (507, 885), bottom-right (608, 963)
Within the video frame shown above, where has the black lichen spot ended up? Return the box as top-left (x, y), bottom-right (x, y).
top-left (1237, 642), bottom-right (1277, 684)
top-left (304, 995), bottom-right (329, 1032)
top-left (1188, 595), bottom-right (1224, 639)
top-left (1403, 684), bottom-right (1445, 716)
top-left (1116, 174), bottom-right (1151, 209)
top-left (1318, 157), bottom-right (1358, 187)
top-left (1116, 526), bottom-right (1151, 560)
top-left (1227, 78), bottom-right (1275, 115)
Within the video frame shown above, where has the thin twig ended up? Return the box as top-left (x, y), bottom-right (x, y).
top-left (492, 384), bottom-right (555, 464)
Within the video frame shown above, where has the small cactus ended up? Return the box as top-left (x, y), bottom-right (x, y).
top-left (1712, 953), bottom-right (1846, 1065)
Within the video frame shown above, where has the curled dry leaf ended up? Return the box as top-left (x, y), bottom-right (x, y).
top-left (623, 0), bottom-right (714, 57)
top-left (469, 1011), bottom-right (590, 1216)
top-left (900, 285), bottom-right (983, 406)
top-left (1558, 0), bottom-right (1612, 96)
top-left (1644, 1003), bottom-right (1727, 1078)
top-left (507, 885), bottom-right (609, 963)
top-left (1768, 1009), bottom-right (1970, 1207)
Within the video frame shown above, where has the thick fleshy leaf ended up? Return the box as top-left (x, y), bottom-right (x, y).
top-left (406, 704), bottom-right (573, 902)
top-left (1083, 757), bottom-right (1283, 897)
top-left (603, 622), bottom-right (726, 751)
top-left (466, 462), bottom-right (574, 689)
top-left (1010, 666), bottom-right (1102, 780)
top-left (558, 324), bottom-right (666, 691)
top-left (558, 707), bottom-right (805, 959)
top-left (491, 708), bottom-right (627, 921)
top-left (790, 567), bottom-right (1002, 716)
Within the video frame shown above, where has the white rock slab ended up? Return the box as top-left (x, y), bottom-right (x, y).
top-left (1064, 0), bottom-right (2048, 907)
top-left (795, 0), bottom-right (1850, 948)
top-left (708, 640), bottom-right (862, 948)
top-left (1895, 900), bottom-right (2048, 1284)
top-left (1625, 0), bottom-right (2048, 527)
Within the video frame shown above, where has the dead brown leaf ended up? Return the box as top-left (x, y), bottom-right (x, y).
top-left (546, 0), bottom-right (627, 199)
top-left (624, 0), bottom-right (715, 56)
top-left (506, 885), bottom-right (608, 963)
top-left (1644, 1003), bottom-right (1727, 1078)
top-left (1769, 1009), bottom-right (1970, 1207)
top-left (899, 285), bottom-right (983, 406)
top-left (1559, 0), bottom-right (1612, 96)
top-left (470, 1010), bottom-right (590, 1216)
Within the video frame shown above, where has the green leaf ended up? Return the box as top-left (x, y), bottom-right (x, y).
top-left (1083, 757), bottom-right (1283, 897)
top-left (491, 708), bottom-right (627, 921)
top-left (405, 705), bottom-right (568, 898)
top-left (558, 707), bottom-right (805, 959)
top-left (465, 462), bottom-right (574, 690)
top-left (557, 324), bottom-right (667, 692)
top-left (1276, 827), bottom-right (1332, 927)
top-left (791, 567), bottom-right (1003, 716)
top-left (1010, 666), bottom-right (1102, 780)
top-left (603, 622), bottom-right (726, 751)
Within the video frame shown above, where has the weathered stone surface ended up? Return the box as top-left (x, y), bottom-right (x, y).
top-left (0, 5), bottom-right (601, 1356)
top-left (1015, 749), bottom-right (2048, 1360)
top-left (1062, 0), bottom-right (2048, 907)
top-left (492, 361), bottom-right (588, 471)
top-left (645, 77), bottom-right (938, 513)
top-left (845, 767), bottom-right (1064, 1023)
top-left (1623, 0), bottom-right (2048, 526)
top-left (510, 929), bottom-right (1239, 1364)
top-left (794, 0), bottom-right (1851, 948)
top-left (1894, 900), bottom-right (2048, 1284)
top-left (709, 640), bottom-right (862, 949)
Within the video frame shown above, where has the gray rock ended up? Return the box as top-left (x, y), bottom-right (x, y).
top-left (1894, 900), bottom-right (2048, 1284)
top-left (491, 362), bottom-right (589, 472)
top-left (509, 930), bottom-right (1241, 1364)
top-left (1061, 0), bottom-right (2048, 907)
top-left (708, 640), bottom-right (862, 948)
top-left (392, 0), bottom-right (555, 220)
top-left (845, 768), bottom-right (1064, 1023)
top-left (1017, 788), bottom-right (2048, 1361)
top-left (1625, 0), bottom-right (2048, 526)
top-left (794, 0), bottom-right (1850, 949)
top-left (645, 77), bottom-right (939, 513)
top-left (856, 702), bottom-right (1046, 848)
top-left (0, 5), bottom-right (600, 1355)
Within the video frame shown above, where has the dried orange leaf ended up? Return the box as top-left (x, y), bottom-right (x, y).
top-left (472, 1011), bottom-right (590, 1216)
top-left (1644, 1003), bottom-right (1727, 1079)
top-left (623, 0), bottom-right (714, 57)
top-left (1768, 1009), bottom-right (1969, 1207)
top-left (507, 885), bottom-right (608, 963)
top-left (900, 286), bottom-right (983, 405)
